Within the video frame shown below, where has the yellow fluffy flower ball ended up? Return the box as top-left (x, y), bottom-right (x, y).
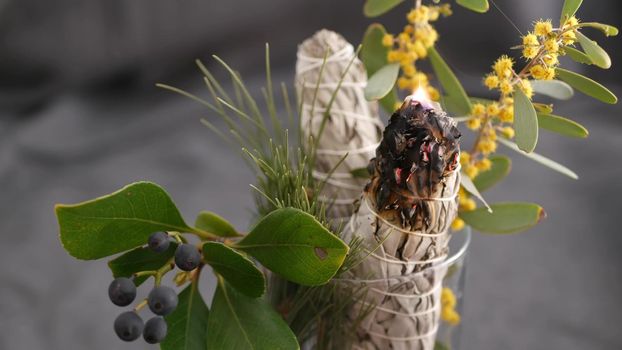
top-left (466, 117), bottom-right (481, 130)
top-left (499, 80), bottom-right (514, 95)
top-left (501, 126), bottom-right (515, 139)
top-left (475, 158), bottom-right (492, 171)
top-left (534, 20), bottom-right (553, 36)
top-left (484, 74), bottom-right (499, 89)
top-left (486, 103), bottom-right (500, 116)
top-left (451, 218), bottom-right (465, 231)
top-left (544, 38), bottom-right (559, 53)
top-left (471, 103), bottom-right (486, 117)
top-left (499, 107), bottom-right (514, 123)
top-left (493, 55), bottom-right (514, 79)
top-left (382, 34), bottom-right (394, 47)
top-left (530, 64), bottom-right (547, 80)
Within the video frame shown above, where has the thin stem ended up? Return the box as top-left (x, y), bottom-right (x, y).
top-left (154, 259), bottom-right (175, 286)
top-left (134, 299), bottom-right (148, 312)
top-left (133, 270), bottom-right (157, 278)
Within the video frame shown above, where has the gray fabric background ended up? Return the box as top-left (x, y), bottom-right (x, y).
top-left (1, 0), bottom-right (621, 349)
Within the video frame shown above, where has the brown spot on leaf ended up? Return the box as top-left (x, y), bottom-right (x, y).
top-left (314, 247), bottom-right (328, 260)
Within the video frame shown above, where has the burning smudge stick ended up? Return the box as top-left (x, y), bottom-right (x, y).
top-left (342, 95), bottom-right (461, 349)
top-left (296, 29), bottom-right (383, 228)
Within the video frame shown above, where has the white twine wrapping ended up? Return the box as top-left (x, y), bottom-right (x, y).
top-left (341, 148), bottom-right (461, 349)
top-left (295, 29), bottom-right (383, 228)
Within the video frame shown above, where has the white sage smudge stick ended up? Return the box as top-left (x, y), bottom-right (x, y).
top-left (341, 96), bottom-right (461, 350)
top-left (295, 29), bottom-right (383, 228)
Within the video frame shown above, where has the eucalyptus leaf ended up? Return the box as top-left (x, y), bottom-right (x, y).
top-left (560, 0), bottom-right (582, 22)
top-left (361, 24), bottom-right (390, 75)
top-left (361, 23), bottom-right (399, 112)
top-left (460, 202), bottom-right (546, 234)
top-left (538, 113), bottom-right (589, 138)
top-left (563, 47), bottom-right (593, 65)
top-left (456, 0), bottom-right (489, 13)
top-left (206, 281), bottom-right (299, 350)
top-left (556, 68), bottom-right (617, 104)
top-left (513, 88), bottom-right (539, 153)
top-left (56, 182), bottom-right (202, 260)
top-left (498, 138), bottom-right (578, 179)
top-left (161, 284), bottom-right (209, 350)
top-left (364, 63), bottom-right (400, 101)
top-left (428, 47), bottom-right (472, 116)
top-left (530, 80), bottom-right (574, 100)
top-left (195, 211), bottom-right (241, 237)
top-left (472, 155), bottom-right (512, 192)
top-left (108, 243), bottom-right (177, 286)
top-left (460, 173), bottom-right (491, 212)
top-left (235, 207), bottom-right (349, 286)
top-left (579, 22), bottom-right (619, 36)
top-left (202, 242), bottom-right (265, 298)
top-left (577, 32), bottom-right (611, 69)
top-left (363, 0), bottom-right (404, 17)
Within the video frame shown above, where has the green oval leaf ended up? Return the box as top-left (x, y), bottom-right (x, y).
top-left (556, 68), bottom-right (617, 104)
top-left (538, 113), bottom-right (589, 138)
top-left (364, 63), bottom-right (400, 101)
top-left (361, 23), bottom-right (398, 112)
top-left (560, 0), bottom-right (582, 23)
top-left (498, 138), bottom-right (578, 179)
top-left (472, 155), bottom-right (512, 192)
top-left (108, 243), bottom-right (177, 286)
top-left (161, 283), bottom-right (209, 350)
top-left (428, 47), bottom-right (472, 116)
top-left (362, 24), bottom-right (390, 75)
top-left (235, 207), bottom-right (349, 286)
top-left (207, 280), bottom-right (299, 350)
top-left (456, 0), bottom-right (489, 13)
top-left (513, 88), bottom-right (539, 153)
top-left (460, 202), bottom-right (546, 234)
top-left (530, 80), bottom-right (574, 100)
top-left (563, 46), bottom-right (593, 65)
top-left (55, 182), bottom-right (201, 260)
top-left (195, 211), bottom-right (241, 237)
top-left (576, 32), bottom-right (611, 69)
top-left (202, 242), bottom-right (265, 298)
top-left (363, 0), bottom-right (404, 17)
top-left (579, 22), bottom-right (619, 36)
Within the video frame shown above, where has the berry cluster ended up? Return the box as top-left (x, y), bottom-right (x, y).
top-left (108, 231), bottom-right (202, 343)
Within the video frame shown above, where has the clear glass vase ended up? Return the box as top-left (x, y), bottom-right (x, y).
top-left (297, 227), bottom-right (471, 350)
top-left (435, 227), bottom-right (471, 350)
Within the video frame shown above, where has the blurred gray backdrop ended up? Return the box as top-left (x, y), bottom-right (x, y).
top-left (0, 0), bottom-right (621, 349)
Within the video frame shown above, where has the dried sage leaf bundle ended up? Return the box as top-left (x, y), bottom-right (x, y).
top-left (342, 97), bottom-right (461, 349)
top-left (296, 29), bottom-right (383, 227)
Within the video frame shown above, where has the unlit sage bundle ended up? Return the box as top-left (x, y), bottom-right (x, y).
top-left (296, 29), bottom-right (383, 228)
top-left (341, 97), bottom-right (461, 349)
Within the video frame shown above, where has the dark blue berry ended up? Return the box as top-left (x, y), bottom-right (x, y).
top-left (148, 286), bottom-right (178, 316)
top-left (143, 317), bottom-right (168, 344)
top-left (148, 231), bottom-right (170, 253)
top-left (174, 244), bottom-right (201, 271)
top-left (108, 277), bottom-right (136, 306)
top-left (114, 311), bottom-right (143, 342)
